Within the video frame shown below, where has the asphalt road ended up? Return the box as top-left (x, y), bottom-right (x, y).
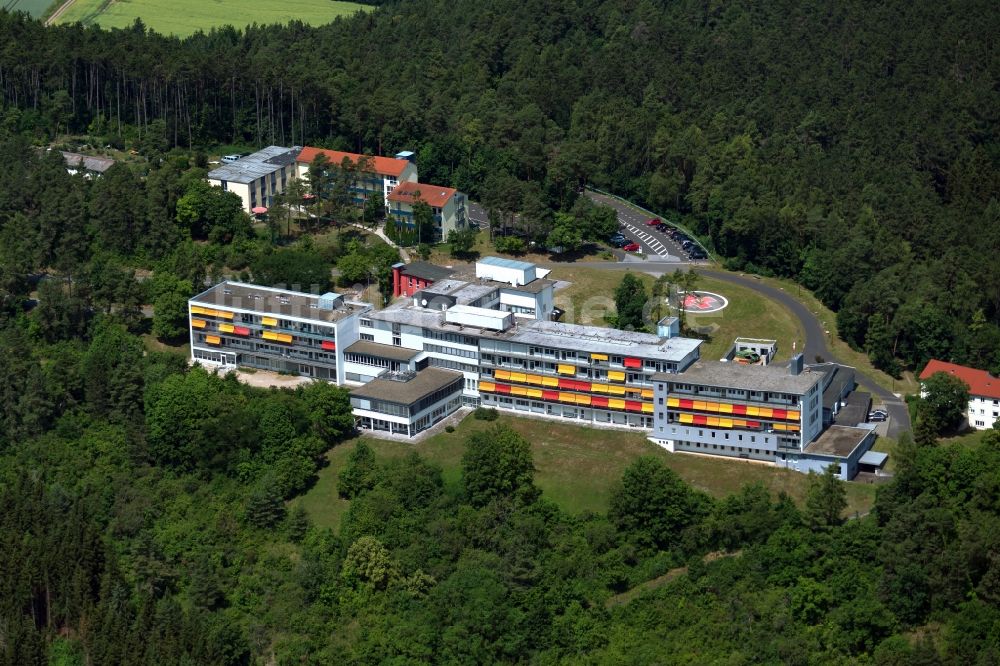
top-left (572, 194), bottom-right (912, 439)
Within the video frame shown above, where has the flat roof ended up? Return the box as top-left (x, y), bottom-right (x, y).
top-left (207, 145), bottom-right (300, 184)
top-left (478, 256), bottom-right (535, 271)
top-left (859, 451), bottom-right (888, 467)
top-left (804, 425), bottom-right (873, 457)
top-left (500, 278), bottom-right (555, 295)
top-left (368, 303), bottom-right (703, 362)
top-left (350, 368), bottom-right (463, 405)
top-left (344, 340), bottom-right (420, 362)
top-left (400, 261), bottom-right (454, 282)
top-left (657, 361), bottom-right (823, 394)
top-left (191, 281), bottom-right (368, 324)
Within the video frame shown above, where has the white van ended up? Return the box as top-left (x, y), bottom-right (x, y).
top-left (221, 154), bottom-right (241, 164)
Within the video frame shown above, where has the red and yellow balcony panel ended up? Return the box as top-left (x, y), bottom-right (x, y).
top-left (190, 305), bottom-right (234, 320)
top-left (262, 330), bottom-right (293, 344)
top-left (480, 381), bottom-right (652, 413)
top-left (491, 369), bottom-right (653, 399)
top-left (667, 396), bottom-right (800, 422)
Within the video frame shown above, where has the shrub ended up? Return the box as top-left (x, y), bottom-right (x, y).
top-left (473, 407), bottom-right (499, 421)
top-left (445, 425), bottom-right (455, 433)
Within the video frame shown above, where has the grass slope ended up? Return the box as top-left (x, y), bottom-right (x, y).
top-left (301, 412), bottom-right (877, 532)
top-left (554, 266), bottom-right (805, 362)
top-left (7, 0), bottom-right (54, 19)
top-left (56, 0), bottom-right (371, 37)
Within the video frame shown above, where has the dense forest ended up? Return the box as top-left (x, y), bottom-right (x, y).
top-left (1, 0), bottom-right (999, 375)
top-left (1, 0), bottom-right (1000, 662)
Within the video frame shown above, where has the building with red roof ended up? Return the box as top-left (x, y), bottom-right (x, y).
top-left (295, 147), bottom-right (418, 209)
top-left (387, 181), bottom-right (468, 242)
top-left (919, 359), bottom-right (1000, 430)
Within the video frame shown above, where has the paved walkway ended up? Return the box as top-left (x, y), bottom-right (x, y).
top-left (349, 221), bottom-right (410, 262)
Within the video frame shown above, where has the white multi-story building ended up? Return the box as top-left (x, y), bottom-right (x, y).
top-left (188, 282), bottom-right (370, 382)
top-left (649, 355), bottom-right (877, 479)
top-left (387, 181), bottom-right (468, 242)
top-left (920, 359), bottom-right (1000, 430)
top-left (207, 146), bottom-right (301, 212)
top-left (295, 147), bottom-right (418, 208)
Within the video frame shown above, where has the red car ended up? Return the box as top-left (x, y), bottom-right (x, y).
top-left (646, 218), bottom-right (661, 226)
top-left (623, 242), bottom-right (641, 252)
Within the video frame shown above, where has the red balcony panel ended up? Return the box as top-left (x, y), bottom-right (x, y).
top-left (679, 398), bottom-right (694, 410)
top-left (558, 378), bottom-right (575, 390)
top-left (233, 326), bottom-right (250, 336)
top-left (321, 340), bottom-right (336, 351)
top-left (624, 400), bottom-right (643, 412)
top-left (495, 383), bottom-right (511, 394)
top-left (624, 357), bottom-right (642, 369)
top-left (692, 414), bottom-right (708, 425)
top-left (747, 420), bottom-right (760, 428)
top-left (772, 408), bottom-right (787, 420)
top-left (591, 396), bottom-right (609, 408)
top-left (731, 404), bottom-right (747, 415)
top-left (542, 390), bottom-right (560, 401)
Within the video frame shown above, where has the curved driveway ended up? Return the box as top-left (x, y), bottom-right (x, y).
top-left (560, 193), bottom-right (911, 438)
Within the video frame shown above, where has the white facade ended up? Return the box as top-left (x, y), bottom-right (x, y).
top-left (499, 285), bottom-right (554, 320)
top-left (967, 395), bottom-right (1000, 430)
top-left (476, 257), bottom-right (537, 286)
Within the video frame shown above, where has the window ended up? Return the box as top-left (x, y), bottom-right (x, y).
top-left (658, 397), bottom-right (663, 405)
top-left (360, 333), bottom-right (375, 341)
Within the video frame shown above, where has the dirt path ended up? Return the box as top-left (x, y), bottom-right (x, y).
top-left (604, 550), bottom-right (741, 609)
top-left (45, 0), bottom-right (75, 25)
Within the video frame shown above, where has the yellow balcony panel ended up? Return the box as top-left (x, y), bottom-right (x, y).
top-left (558, 392), bottom-right (576, 403)
top-left (511, 386), bottom-right (527, 396)
top-left (261, 316), bottom-right (278, 326)
top-left (526, 388), bottom-right (543, 398)
top-left (191, 318), bottom-right (207, 329)
top-left (718, 403), bottom-right (733, 414)
top-left (190, 305), bottom-right (208, 315)
top-left (705, 401), bottom-right (720, 412)
top-left (590, 353), bottom-right (609, 361)
top-left (608, 398), bottom-right (626, 410)
top-left (608, 385), bottom-right (626, 396)
top-left (720, 418), bottom-right (733, 429)
top-left (608, 371), bottom-right (625, 382)
top-left (746, 406), bottom-right (760, 417)
top-left (218, 323), bottom-right (234, 334)
top-left (758, 407), bottom-right (773, 418)
top-left (510, 372), bottom-right (527, 384)
top-left (679, 413), bottom-right (693, 424)
top-left (216, 310), bottom-right (234, 320)
top-left (707, 416), bottom-right (720, 427)
top-left (576, 395), bottom-right (592, 406)
top-left (525, 374), bottom-right (543, 385)
top-left (693, 401), bottom-right (707, 411)
top-left (541, 376), bottom-right (559, 387)
top-left (667, 397), bottom-right (679, 408)
top-left (592, 383), bottom-right (609, 393)
top-left (205, 335), bottom-right (221, 345)
top-left (557, 364), bottom-right (576, 375)
top-left (495, 369), bottom-right (511, 381)
top-left (641, 403), bottom-right (654, 413)
top-left (262, 331), bottom-right (279, 341)
top-left (787, 411), bottom-right (801, 420)
top-left (641, 388), bottom-right (654, 399)
top-left (276, 333), bottom-right (293, 343)
top-left (479, 382), bottom-right (496, 393)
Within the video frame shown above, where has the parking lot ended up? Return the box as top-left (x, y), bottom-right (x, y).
top-left (589, 192), bottom-right (708, 262)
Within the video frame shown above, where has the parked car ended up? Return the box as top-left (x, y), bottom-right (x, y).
top-left (681, 240), bottom-right (696, 250)
top-left (609, 237), bottom-right (628, 248)
top-left (868, 409), bottom-right (888, 422)
top-left (656, 223), bottom-right (670, 232)
top-left (646, 218), bottom-right (661, 226)
top-left (687, 248), bottom-right (708, 260)
top-left (221, 154), bottom-right (241, 163)
top-left (623, 242), bottom-right (641, 252)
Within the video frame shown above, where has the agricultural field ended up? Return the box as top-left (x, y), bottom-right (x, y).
top-left (6, 0), bottom-right (53, 19)
top-left (54, 0), bottom-right (371, 37)
top-left (300, 412), bottom-right (877, 531)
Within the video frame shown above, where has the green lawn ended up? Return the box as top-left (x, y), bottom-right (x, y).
top-left (552, 267), bottom-right (805, 363)
top-left (57, 0), bottom-right (371, 37)
top-left (300, 412), bottom-right (877, 532)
